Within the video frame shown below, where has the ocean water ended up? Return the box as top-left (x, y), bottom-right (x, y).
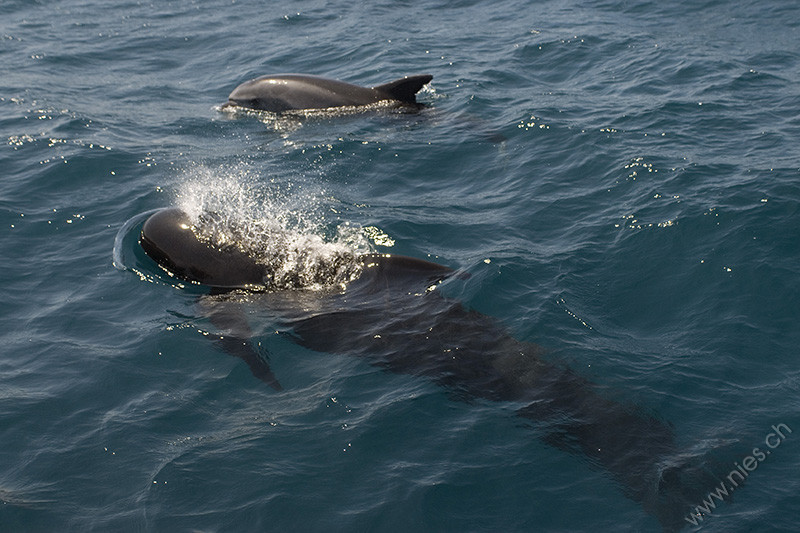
top-left (2, 0), bottom-right (800, 531)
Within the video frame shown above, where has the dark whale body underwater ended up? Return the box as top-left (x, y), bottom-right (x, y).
top-left (223, 73), bottom-right (433, 112)
top-left (139, 207), bottom-right (720, 530)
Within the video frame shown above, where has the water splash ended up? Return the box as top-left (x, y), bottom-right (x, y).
top-left (173, 164), bottom-right (373, 291)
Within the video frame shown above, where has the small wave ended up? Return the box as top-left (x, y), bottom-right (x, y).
top-left (112, 208), bottom-right (161, 272)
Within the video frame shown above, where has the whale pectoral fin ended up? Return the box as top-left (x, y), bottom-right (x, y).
top-left (373, 74), bottom-right (433, 104)
top-left (215, 335), bottom-right (283, 391)
top-left (198, 295), bottom-right (283, 391)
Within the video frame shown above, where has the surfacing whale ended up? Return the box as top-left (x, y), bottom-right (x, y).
top-left (138, 207), bottom-right (720, 530)
top-left (222, 73), bottom-right (433, 112)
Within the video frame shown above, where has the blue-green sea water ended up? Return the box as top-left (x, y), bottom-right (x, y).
top-left (2, 0), bottom-right (799, 531)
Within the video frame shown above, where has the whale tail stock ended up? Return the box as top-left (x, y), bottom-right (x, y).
top-left (373, 74), bottom-right (433, 105)
top-left (517, 367), bottom-right (735, 532)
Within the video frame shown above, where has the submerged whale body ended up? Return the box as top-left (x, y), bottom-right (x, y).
top-left (223, 73), bottom-right (433, 112)
top-left (138, 207), bottom-right (718, 529)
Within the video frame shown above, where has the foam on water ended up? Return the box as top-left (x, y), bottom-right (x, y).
top-left (216, 99), bottom-right (420, 134)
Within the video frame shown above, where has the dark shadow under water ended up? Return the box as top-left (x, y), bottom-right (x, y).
top-left (196, 255), bottom-right (723, 531)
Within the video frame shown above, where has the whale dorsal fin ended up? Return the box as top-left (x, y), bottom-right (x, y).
top-left (373, 74), bottom-right (433, 104)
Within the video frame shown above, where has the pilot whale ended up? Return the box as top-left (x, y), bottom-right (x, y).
top-left (138, 207), bottom-right (719, 530)
top-left (222, 73), bottom-right (433, 112)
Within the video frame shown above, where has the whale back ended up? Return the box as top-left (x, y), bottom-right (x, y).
top-left (140, 208), bottom-right (454, 294)
top-left (226, 73), bottom-right (433, 112)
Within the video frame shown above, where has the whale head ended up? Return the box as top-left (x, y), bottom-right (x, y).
top-left (139, 207), bottom-right (371, 291)
top-left (140, 208), bottom-right (268, 289)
